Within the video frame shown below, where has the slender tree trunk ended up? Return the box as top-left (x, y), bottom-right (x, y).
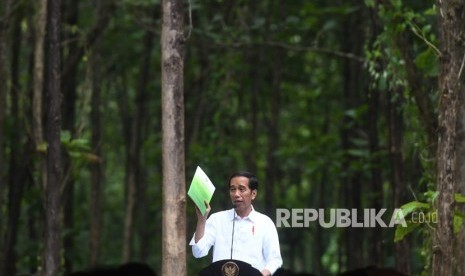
top-left (33, 0), bottom-right (48, 195)
top-left (117, 75), bottom-right (132, 261)
top-left (388, 86), bottom-right (411, 274)
top-left (4, 145), bottom-right (30, 276)
top-left (89, 41), bottom-right (103, 267)
top-left (341, 2), bottom-right (366, 269)
top-left (367, 4), bottom-right (386, 267)
top-left (451, 2), bottom-right (465, 274)
top-left (137, 14), bottom-right (156, 262)
top-left (161, 0), bottom-right (186, 274)
top-left (138, 170), bottom-right (150, 261)
top-left (246, 52), bottom-right (258, 173)
top-left (122, 124), bottom-right (138, 263)
top-left (122, 119), bottom-right (141, 262)
top-left (43, 0), bottom-right (63, 274)
top-left (264, 44), bottom-right (282, 217)
top-left (122, 26), bottom-right (153, 263)
top-left (314, 106), bottom-right (332, 275)
top-left (110, 2), bottom-right (133, 263)
top-left (0, 1), bottom-right (14, 272)
top-left (456, 66), bottom-right (465, 274)
top-left (27, 180), bottom-right (39, 274)
top-left (32, 3), bottom-right (48, 273)
top-left (2, 11), bottom-right (24, 275)
top-left (433, 1), bottom-right (465, 275)
top-left (315, 171), bottom-right (327, 275)
top-left (367, 85), bottom-right (385, 267)
top-left (25, 15), bottom-right (40, 275)
top-left (122, 5), bottom-right (156, 264)
top-left (246, 16), bottom-right (259, 173)
top-left (61, 0), bottom-right (79, 272)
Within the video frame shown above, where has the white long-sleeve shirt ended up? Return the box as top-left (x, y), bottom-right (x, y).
top-left (190, 207), bottom-right (283, 274)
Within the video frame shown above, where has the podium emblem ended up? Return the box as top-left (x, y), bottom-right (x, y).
top-left (221, 261), bottom-right (239, 276)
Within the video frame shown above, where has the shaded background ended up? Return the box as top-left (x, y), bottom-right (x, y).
top-left (0, 0), bottom-right (446, 275)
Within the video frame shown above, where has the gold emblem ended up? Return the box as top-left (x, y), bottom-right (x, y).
top-left (221, 261), bottom-right (240, 276)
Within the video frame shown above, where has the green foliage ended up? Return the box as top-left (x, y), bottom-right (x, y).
top-left (61, 130), bottom-right (100, 164)
top-left (366, 0), bottom-right (438, 91)
top-left (394, 200), bottom-right (431, 242)
top-left (0, 0), bottom-right (444, 275)
top-left (394, 192), bottom-right (465, 242)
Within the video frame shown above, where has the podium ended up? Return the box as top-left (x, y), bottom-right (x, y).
top-left (199, 259), bottom-right (262, 276)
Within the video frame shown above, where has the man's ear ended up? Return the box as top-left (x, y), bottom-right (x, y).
top-left (251, 189), bottom-right (257, 200)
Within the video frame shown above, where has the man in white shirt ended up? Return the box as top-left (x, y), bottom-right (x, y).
top-left (190, 171), bottom-right (283, 276)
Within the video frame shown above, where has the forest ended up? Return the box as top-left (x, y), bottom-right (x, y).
top-left (1, 0), bottom-right (465, 275)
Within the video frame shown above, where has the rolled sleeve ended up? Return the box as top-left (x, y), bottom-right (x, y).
top-left (189, 208), bottom-right (282, 274)
top-left (189, 218), bottom-right (216, 258)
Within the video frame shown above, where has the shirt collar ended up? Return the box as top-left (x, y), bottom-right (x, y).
top-left (231, 205), bottom-right (257, 222)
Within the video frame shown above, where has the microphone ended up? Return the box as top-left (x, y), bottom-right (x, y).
top-left (230, 203), bottom-right (236, 259)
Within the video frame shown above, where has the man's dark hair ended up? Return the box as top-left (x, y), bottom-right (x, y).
top-left (228, 171), bottom-right (258, 190)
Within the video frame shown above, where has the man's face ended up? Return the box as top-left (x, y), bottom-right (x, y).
top-left (229, 176), bottom-right (257, 213)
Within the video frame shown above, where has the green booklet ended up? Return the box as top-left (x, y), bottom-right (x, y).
top-left (188, 166), bottom-right (216, 215)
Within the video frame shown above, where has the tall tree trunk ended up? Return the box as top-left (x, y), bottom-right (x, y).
top-left (451, 2), bottom-right (465, 275)
top-left (261, 1), bottom-right (285, 215)
top-left (314, 107), bottom-right (332, 275)
top-left (4, 145), bottom-right (31, 276)
top-left (122, 20), bottom-right (153, 263)
top-left (265, 46), bottom-right (282, 217)
top-left (122, 131), bottom-right (137, 263)
top-left (89, 40), bottom-right (103, 267)
top-left (118, 76), bottom-right (132, 256)
top-left (388, 86), bottom-right (411, 274)
top-left (27, 181), bottom-right (40, 274)
top-left (367, 85), bottom-right (385, 267)
top-left (32, 2), bottom-right (48, 273)
top-left (246, 51), bottom-right (258, 173)
top-left (25, 14), bottom-right (40, 275)
top-left (161, 0), bottom-right (186, 274)
top-left (2, 10), bottom-right (24, 275)
top-left (245, 6), bottom-right (259, 174)
top-left (341, 1), bottom-right (366, 269)
top-left (118, 3), bottom-right (156, 262)
top-left (33, 0), bottom-right (48, 195)
top-left (433, 1), bottom-right (465, 275)
top-left (315, 171), bottom-right (327, 275)
top-left (43, 0), bottom-right (63, 274)
top-left (0, 1), bottom-right (14, 272)
top-left (137, 13), bottom-right (156, 262)
top-left (61, 0), bottom-right (79, 273)
top-left (117, 74), bottom-right (132, 261)
top-left (456, 59), bottom-right (465, 274)
top-left (367, 3), bottom-right (385, 267)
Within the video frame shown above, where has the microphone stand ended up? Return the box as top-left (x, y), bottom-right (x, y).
top-left (230, 204), bottom-right (236, 259)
